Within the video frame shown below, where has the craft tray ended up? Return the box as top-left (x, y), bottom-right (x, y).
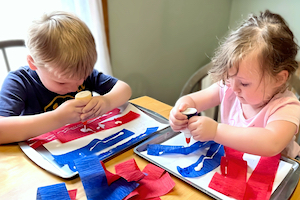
top-left (134, 129), bottom-right (300, 200)
top-left (18, 103), bottom-right (169, 179)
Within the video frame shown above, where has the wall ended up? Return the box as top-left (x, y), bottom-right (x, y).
top-left (229, 0), bottom-right (300, 60)
top-left (108, 0), bottom-right (232, 105)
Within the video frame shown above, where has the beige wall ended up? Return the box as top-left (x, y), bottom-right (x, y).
top-left (108, 0), bottom-right (232, 105)
top-left (108, 0), bottom-right (300, 106)
top-left (229, 0), bottom-right (300, 62)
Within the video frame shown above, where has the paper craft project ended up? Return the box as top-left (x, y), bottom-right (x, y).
top-left (52, 127), bottom-right (159, 171)
top-left (36, 156), bottom-right (175, 200)
top-left (26, 107), bottom-right (121, 149)
top-left (209, 146), bottom-right (281, 200)
top-left (139, 132), bottom-right (294, 200)
top-left (54, 110), bottom-right (139, 143)
top-left (147, 141), bottom-right (224, 178)
top-left (24, 103), bottom-right (169, 177)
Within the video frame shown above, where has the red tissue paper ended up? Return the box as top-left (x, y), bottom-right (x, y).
top-left (209, 146), bottom-right (280, 200)
top-left (103, 158), bottom-right (175, 200)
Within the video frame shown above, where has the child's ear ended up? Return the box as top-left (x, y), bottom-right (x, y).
top-left (275, 70), bottom-right (289, 86)
top-left (27, 55), bottom-right (37, 70)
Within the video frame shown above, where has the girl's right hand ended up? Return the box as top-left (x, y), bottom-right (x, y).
top-left (169, 103), bottom-right (189, 132)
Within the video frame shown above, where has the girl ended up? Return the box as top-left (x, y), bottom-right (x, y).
top-left (169, 10), bottom-right (300, 158)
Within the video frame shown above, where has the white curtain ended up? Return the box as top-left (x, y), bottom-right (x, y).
top-left (61, 0), bottom-right (113, 76)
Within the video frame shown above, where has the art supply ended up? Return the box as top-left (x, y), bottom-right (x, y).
top-left (181, 108), bottom-right (197, 145)
top-left (75, 91), bottom-right (92, 131)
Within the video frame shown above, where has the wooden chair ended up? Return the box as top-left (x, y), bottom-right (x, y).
top-left (0, 39), bottom-right (26, 72)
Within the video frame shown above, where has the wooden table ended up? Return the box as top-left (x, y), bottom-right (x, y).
top-left (0, 96), bottom-right (299, 200)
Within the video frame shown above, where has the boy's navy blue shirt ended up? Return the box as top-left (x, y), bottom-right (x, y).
top-left (0, 66), bottom-right (118, 116)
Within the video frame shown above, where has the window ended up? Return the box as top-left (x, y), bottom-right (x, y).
top-left (0, 0), bottom-right (110, 88)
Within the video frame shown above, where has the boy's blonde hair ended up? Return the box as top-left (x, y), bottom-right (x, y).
top-left (26, 11), bottom-right (97, 79)
top-left (210, 10), bottom-right (299, 88)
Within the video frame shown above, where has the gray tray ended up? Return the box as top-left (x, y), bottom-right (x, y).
top-left (19, 102), bottom-right (169, 178)
top-left (134, 128), bottom-right (300, 200)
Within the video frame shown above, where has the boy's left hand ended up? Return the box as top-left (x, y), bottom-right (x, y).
top-left (80, 96), bottom-right (111, 121)
top-left (188, 116), bottom-right (218, 141)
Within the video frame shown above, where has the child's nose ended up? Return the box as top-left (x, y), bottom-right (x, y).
top-left (231, 80), bottom-right (240, 93)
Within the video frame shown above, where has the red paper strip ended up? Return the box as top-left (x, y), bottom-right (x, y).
top-left (115, 158), bottom-right (145, 182)
top-left (124, 163), bottom-right (175, 200)
top-left (100, 159), bottom-right (175, 200)
top-left (209, 147), bottom-right (280, 200)
top-left (100, 161), bottom-right (121, 185)
top-left (27, 131), bottom-right (57, 149)
top-left (209, 156), bottom-right (247, 200)
top-left (244, 154), bottom-right (281, 200)
top-left (54, 110), bottom-right (139, 143)
top-left (67, 189), bottom-right (77, 200)
top-left (27, 108), bottom-right (121, 149)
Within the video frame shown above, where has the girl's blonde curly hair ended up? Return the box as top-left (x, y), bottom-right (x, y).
top-left (209, 10), bottom-right (299, 90)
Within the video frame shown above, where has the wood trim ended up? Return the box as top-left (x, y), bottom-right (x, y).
top-left (102, 0), bottom-right (110, 55)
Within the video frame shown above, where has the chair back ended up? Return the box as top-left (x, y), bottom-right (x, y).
top-left (180, 62), bottom-right (218, 121)
top-left (0, 39), bottom-right (26, 72)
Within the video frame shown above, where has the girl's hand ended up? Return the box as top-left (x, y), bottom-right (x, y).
top-left (188, 116), bottom-right (218, 141)
top-left (80, 96), bottom-right (111, 121)
top-left (169, 103), bottom-right (190, 132)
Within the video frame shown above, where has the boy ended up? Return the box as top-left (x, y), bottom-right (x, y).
top-left (0, 11), bottom-right (132, 144)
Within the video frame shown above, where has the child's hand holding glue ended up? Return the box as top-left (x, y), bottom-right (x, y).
top-left (169, 102), bottom-right (197, 145)
top-left (181, 108), bottom-right (198, 145)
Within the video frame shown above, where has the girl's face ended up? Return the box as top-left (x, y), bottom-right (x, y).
top-left (227, 53), bottom-right (279, 108)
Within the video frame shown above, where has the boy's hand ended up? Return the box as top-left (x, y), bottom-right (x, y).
top-left (169, 103), bottom-right (190, 132)
top-left (54, 99), bottom-right (89, 125)
top-left (188, 116), bottom-right (218, 141)
top-left (80, 96), bottom-right (111, 121)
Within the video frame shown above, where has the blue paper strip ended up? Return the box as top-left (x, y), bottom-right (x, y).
top-left (36, 183), bottom-right (71, 200)
top-left (74, 155), bottom-right (139, 200)
top-left (147, 141), bottom-right (214, 156)
top-left (52, 127), bottom-right (159, 171)
top-left (98, 127), bottom-right (158, 160)
top-left (177, 143), bottom-right (224, 177)
top-left (52, 129), bottom-right (135, 171)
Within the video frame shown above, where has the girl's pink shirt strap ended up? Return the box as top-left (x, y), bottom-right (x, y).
top-left (218, 81), bottom-right (300, 158)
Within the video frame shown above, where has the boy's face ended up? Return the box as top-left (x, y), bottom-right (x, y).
top-left (36, 65), bottom-right (84, 95)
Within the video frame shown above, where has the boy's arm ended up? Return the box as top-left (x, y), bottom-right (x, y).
top-left (102, 80), bottom-right (132, 111)
top-left (214, 120), bottom-right (296, 156)
top-left (81, 80), bottom-right (132, 121)
top-left (0, 99), bottom-right (88, 144)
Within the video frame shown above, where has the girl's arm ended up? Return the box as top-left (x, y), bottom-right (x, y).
top-left (187, 82), bottom-right (221, 112)
top-left (169, 82), bottom-right (221, 132)
top-left (214, 120), bottom-right (296, 157)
